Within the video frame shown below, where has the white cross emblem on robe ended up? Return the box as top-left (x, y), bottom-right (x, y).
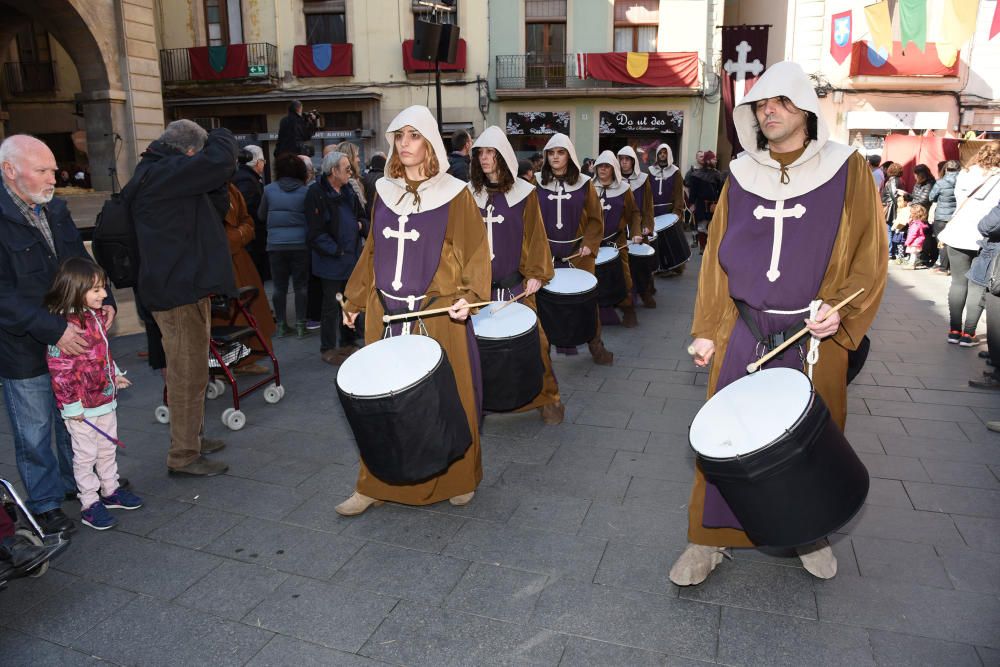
top-left (654, 170), bottom-right (670, 196)
top-left (753, 201), bottom-right (806, 283)
top-left (724, 40), bottom-right (764, 106)
top-left (599, 196), bottom-right (612, 214)
top-left (483, 204), bottom-right (504, 261)
top-left (382, 213), bottom-right (420, 291)
top-left (547, 184), bottom-right (572, 230)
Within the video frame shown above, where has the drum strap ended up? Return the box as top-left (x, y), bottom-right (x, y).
top-left (735, 300), bottom-right (806, 355)
top-left (492, 270), bottom-right (524, 290)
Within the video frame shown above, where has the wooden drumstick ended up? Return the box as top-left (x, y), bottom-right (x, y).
top-left (335, 292), bottom-right (347, 306)
top-left (491, 291), bottom-right (528, 314)
top-left (745, 288), bottom-right (865, 374)
top-left (561, 250), bottom-right (584, 262)
top-left (382, 301), bottom-right (493, 323)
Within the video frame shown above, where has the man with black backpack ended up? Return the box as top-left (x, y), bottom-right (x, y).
top-left (0, 134), bottom-right (117, 535)
top-left (131, 120), bottom-right (238, 478)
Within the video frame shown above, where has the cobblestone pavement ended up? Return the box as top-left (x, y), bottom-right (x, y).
top-left (2, 254), bottom-right (998, 666)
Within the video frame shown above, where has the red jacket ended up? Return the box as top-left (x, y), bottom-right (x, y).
top-left (46, 309), bottom-right (121, 419)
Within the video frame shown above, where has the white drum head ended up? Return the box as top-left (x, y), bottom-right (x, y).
top-left (542, 268), bottom-right (598, 295)
top-left (596, 246), bottom-right (619, 265)
top-left (689, 368), bottom-right (812, 459)
top-left (472, 301), bottom-right (537, 339)
top-left (654, 213), bottom-right (679, 232)
top-left (337, 335), bottom-right (442, 397)
top-left (629, 243), bottom-right (655, 257)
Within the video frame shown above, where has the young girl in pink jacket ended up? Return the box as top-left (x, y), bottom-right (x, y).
top-left (45, 258), bottom-right (143, 530)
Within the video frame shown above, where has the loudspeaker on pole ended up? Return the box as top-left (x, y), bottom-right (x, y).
top-left (413, 20), bottom-right (442, 61)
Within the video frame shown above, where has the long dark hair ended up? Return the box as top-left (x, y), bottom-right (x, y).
top-left (470, 147), bottom-right (515, 194)
top-left (44, 257), bottom-right (106, 326)
top-left (540, 150), bottom-right (580, 186)
top-left (752, 97), bottom-right (818, 150)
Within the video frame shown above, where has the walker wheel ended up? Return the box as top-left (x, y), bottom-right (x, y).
top-left (277, 385), bottom-right (286, 399)
top-left (15, 528), bottom-right (47, 577)
top-left (221, 407), bottom-right (235, 425)
top-left (206, 379), bottom-right (226, 400)
top-left (224, 409), bottom-right (246, 431)
top-left (154, 405), bottom-right (170, 424)
top-left (263, 384), bottom-right (282, 404)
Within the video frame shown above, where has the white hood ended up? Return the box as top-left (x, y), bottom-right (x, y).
top-left (468, 125), bottom-right (534, 208)
top-left (616, 145), bottom-right (648, 190)
top-left (537, 132), bottom-right (590, 193)
top-left (730, 61), bottom-right (854, 200)
top-left (648, 143), bottom-right (677, 180)
top-left (375, 105), bottom-right (467, 215)
top-left (593, 150), bottom-right (630, 198)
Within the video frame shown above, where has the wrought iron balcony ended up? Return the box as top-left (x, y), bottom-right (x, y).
top-left (2, 61), bottom-right (56, 94)
top-left (159, 43), bottom-right (278, 85)
top-left (496, 53), bottom-right (577, 90)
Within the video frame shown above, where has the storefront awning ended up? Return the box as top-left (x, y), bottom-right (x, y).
top-left (846, 111), bottom-right (950, 131)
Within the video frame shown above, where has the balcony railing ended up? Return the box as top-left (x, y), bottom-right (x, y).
top-left (159, 43), bottom-right (278, 84)
top-left (496, 54), bottom-right (576, 90)
top-left (2, 61), bottom-right (56, 94)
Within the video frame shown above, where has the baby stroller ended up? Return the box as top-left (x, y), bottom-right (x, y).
top-left (155, 286), bottom-right (284, 431)
top-left (0, 478), bottom-right (70, 587)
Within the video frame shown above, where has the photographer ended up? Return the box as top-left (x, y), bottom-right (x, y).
top-left (275, 100), bottom-right (318, 157)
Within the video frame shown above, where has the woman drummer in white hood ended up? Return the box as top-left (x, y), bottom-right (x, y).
top-left (468, 126), bottom-right (565, 425)
top-left (593, 150), bottom-right (641, 328)
top-left (535, 133), bottom-right (613, 365)
top-left (338, 105), bottom-right (491, 515)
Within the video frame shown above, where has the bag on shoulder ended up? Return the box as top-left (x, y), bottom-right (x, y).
top-left (92, 165), bottom-right (150, 289)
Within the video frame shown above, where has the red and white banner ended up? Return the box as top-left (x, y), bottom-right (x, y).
top-left (575, 51), bottom-right (699, 88)
top-left (830, 10), bottom-right (853, 64)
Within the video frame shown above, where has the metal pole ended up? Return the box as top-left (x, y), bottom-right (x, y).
top-left (435, 58), bottom-right (443, 134)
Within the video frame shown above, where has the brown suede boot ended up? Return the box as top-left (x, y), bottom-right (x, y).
top-left (539, 401), bottom-right (565, 425)
top-left (621, 306), bottom-right (638, 328)
top-left (588, 339), bottom-right (614, 365)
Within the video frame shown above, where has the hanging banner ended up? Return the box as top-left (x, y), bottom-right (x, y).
top-left (899, 0), bottom-right (928, 52)
top-left (188, 44), bottom-right (249, 80)
top-left (830, 10), bottom-right (853, 65)
top-left (293, 43), bottom-right (353, 77)
top-left (575, 52), bottom-right (699, 88)
top-left (850, 41), bottom-right (960, 77)
top-left (992, 0), bottom-right (1000, 40)
top-left (598, 111), bottom-right (684, 135)
top-left (720, 25), bottom-right (769, 155)
top-left (864, 1), bottom-right (893, 53)
top-left (937, 0), bottom-right (980, 67)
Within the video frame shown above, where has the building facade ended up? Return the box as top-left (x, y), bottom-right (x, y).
top-left (156, 0), bottom-right (490, 167)
top-left (487, 0), bottom-right (724, 171)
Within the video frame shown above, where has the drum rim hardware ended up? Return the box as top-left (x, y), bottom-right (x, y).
top-left (337, 334), bottom-right (444, 399)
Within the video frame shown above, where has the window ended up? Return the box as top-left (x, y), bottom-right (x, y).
top-left (304, 0), bottom-right (347, 45)
top-left (613, 0), bottom-right (659, 53)
top-left (204, 0), bottom-right (243, 46)
top-left (412, 0), bottom-right (458, 32)
top-left (525, 0), bottom-right (566, 86)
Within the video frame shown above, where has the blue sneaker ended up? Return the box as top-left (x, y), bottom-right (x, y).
top-left (81, 502), bottom-right (118, 530)
top-left (100, 488), bottom-right (144, 510)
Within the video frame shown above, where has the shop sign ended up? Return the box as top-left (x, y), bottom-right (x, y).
top-left (599, 111), bottom-right (683, 135)
top-left (505, 111), bottom-right (571, 135)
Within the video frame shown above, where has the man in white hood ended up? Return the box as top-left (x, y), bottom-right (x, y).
top-left (672, 61), bottom-right (887, 586)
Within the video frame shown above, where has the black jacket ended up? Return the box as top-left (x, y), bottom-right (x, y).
top-left (132, 128), bottom-right (239, 312)
top-left (232, 164), bottom-right (264, 224)
top-left (361, 168), bottom-right (383, 218)
top-left (0, 187), bottom-right (115, 379)
top-left (447, 152), bottom-right (470, 181)
top-left (305, 177), bottom-right (366, 281)
top-left (275, 111), bottom-right (316, 157)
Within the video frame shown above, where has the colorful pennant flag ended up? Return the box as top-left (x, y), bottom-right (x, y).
top-left (864, 1), bottom-right (893, 53)
top-left (899, 0), bottom-right (927, 52)
top-left (937, 0), bottom-right (980, 67)
top-left (991, 0), bottom-right (1000, 40)
top-left (830, 10), bottom-right (853, 64)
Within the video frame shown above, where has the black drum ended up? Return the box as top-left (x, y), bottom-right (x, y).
top-left (536, 268), bottom-right (598, 347)
top-left (689, 367), bottom-right (869, 548)
top-left (472, 302), bottom-right (544, 411)
top-left (336, 335), bottom-right (471, 484)
top-left (628, 243), bottom-right (657, 295)
top-left (595, 246), bottom-right (627, 307)
top-left (654, 214), bottom-right (691, 271)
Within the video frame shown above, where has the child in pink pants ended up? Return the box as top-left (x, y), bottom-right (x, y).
top-left (45, 258), bottom-right (143, 530)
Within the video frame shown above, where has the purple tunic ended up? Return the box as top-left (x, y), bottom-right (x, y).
top-left (650, 172), bottom-right (676, 214)
top-left (595, 185), bottom-right (626, 242)
top-left (477, 192), bottom-right (527, 300)
top-left (537, 181), bottom-right (588, 260)
top-left (701, 161), bottom-right (850, 530)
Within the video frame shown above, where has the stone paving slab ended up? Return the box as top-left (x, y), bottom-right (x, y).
top-left (2, 256), bottom-right (998, 664)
